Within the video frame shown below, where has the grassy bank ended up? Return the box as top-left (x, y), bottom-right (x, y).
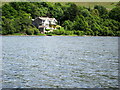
top-left (3, 33), bottom-right (46, 36)
top-left (1, 2), bottom-right (117, 10)
top-left (1, 32), bottom-right (80, 36)
top-left (2, 33), bottom-right (78, 36)
top-left (74, 2), bottom-right (117, 10)
top-left (52, 2), bottom-right (117, 10)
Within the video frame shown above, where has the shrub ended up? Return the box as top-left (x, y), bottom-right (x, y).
top-left (74, 31), bottom-right (84, 36)
top-left (64, 31), bottom-right (74, 35)
top-left (45, 29), bottom-right (51, 31)
top-left (26, 27), bottom-right (34, 35)
top-left (34, 28), bottom-right (40, 35)
top-left (116, 31), bottom-right (120, 36)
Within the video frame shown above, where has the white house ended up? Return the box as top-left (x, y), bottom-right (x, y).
top-left (32, 17), bottom-right (58, 33)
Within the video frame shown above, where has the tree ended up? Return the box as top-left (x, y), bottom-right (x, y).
top-left (64, 3), bottom-right (79, 21)
top-left (55, 2), bottom-right (62, 6)
top-left (81, 9), bottom-right (91, 17)
top-left (2, 18), bottom-right (16, 35)
top-left (34, 28), bottom-right (40, 35)
top-left (12, 11), bottom-right (32, 34)
top-left (116, 31), bottom-right (120, 36)
top-left (91, 9), bottom-right (99, 16)
top-left (26, 26), bottom-right (34, 35)
top-left (62, 20), bottom-right (73, 30)
top-left (116, 1), bottom-right (120, 7)
top-left (94, 5), bottom-right (108, 17)
top-left (109, 6), bottom-right (120, 22)
top-left (50, 6), bottom-right (63, 20)
top-left (91, 23), bottom-right (102, 34)
top-left (73, 15), bottom-right (89, 31)
top-left (85, 28), bottom-right (94, 35)
top-left (2, 4), bottom-right (17, 19)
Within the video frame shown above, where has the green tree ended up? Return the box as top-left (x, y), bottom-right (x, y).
top-left (116, 31), bottom-right (120, 36)
top-left (64, 3), bottom-right (79, 21)
top-left (2, 4), bottom-right (17, 19)
top-left (109, 6), bottom-right (120, 22)
top-left (85, 29), bottom-right (94, 35)
top-left (74, 31), bottom-right (84, 36)
top-left (2, 18), bottom-right (16, 35)
top-left (94, 5), bottom-right (108, 17)
top-left (81, 9), bottom-right (91, 17)
top-left (34, 28), bottom-right (40, 35)
top-left (116, 1), bottom-right (120, 7)
top-left (73, 15), bottom-right (89, 31)
top-left (91, 9), bottom-right (99, 16)
top-left (26, 27), bottom-right (34, 35)
top-left (62, 20), bottom-right (73, 30)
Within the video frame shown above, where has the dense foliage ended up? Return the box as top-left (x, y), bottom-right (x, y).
top-left (1, 2), bottom-right (120, 36)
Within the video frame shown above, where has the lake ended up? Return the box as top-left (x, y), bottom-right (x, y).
top-left (2, 36), bottom-right (118, 88)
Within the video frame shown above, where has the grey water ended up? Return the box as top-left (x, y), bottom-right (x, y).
top-left (2, 36), bottom-right (118, 88)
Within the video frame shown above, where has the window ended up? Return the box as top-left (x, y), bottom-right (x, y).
top-left (39, 23), bottom-right (42, 26)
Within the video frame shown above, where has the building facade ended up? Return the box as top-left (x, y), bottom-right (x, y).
top-left (32, 17), bottom-right (57, 33)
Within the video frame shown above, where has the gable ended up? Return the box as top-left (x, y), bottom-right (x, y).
top-left (33, 17), bottom-right (57, 25)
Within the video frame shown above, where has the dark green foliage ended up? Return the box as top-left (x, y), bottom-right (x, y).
top-left (63, 3), bottom-right (79, 21)
top-left (2, 4), bottom-right (17, 19)
top-left (33, 27), bottom-right (40, 35)
top-left (109, 6), bottom-right (120, 22)
top-left (2, 2), bottom-right (120, 36)
top-left (2, 18), bottom-right (15, 35)
top-left (116, 31), bottom-right (120, 36)
top-left (2, 3), bottom-right (39, 35)
top-left (91, 9), bottom-right (99, 16)
top-left (25, 26), bottom-right (39, 35)
top-left (62, 20), bottom-right (73, 30)
top-left (116, 1), bottom-right (120, 6)
top-left (94, 5), bottom-right (108, 17)
top-left (74, 31), bottom-right (84, 36)
top-left (73, 15), bottom-right (89, 31)
top-left (81, 9), bottom-right (91, 17)
top-left (48, 30), bottom-right (74, 36)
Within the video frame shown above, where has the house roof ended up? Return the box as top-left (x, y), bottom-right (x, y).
top-left (35, 17), bottom-right (57, 22)
top-left (38, 17), bottom-right (48, 20)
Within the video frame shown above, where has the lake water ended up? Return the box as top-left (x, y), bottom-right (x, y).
top-left (2, 36), bottom-right (118, 88)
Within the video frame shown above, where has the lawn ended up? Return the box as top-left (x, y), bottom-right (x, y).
top-left (74, 2), bottom-right (117, 10)
top-left (1, 1), bottom-right (118, 10)
top-left (61, 2), bottom-right (117, 10)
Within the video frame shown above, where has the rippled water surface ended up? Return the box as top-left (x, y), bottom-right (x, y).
top-left (2, 36), bottom-right (118, 88)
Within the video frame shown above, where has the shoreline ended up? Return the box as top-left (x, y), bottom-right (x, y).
top-left (0, 35), bottom-right (119, 37)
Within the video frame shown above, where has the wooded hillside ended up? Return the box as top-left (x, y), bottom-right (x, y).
top-left (1, 1), bottom-right (120, 36)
